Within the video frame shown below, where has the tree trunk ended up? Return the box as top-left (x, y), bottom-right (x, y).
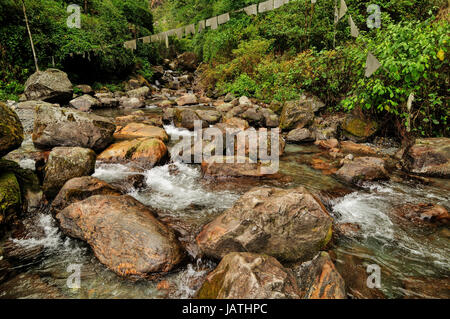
top-left (21, 0), bottom-right (39, 72)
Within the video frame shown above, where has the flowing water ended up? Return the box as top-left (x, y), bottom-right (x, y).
top-left (1, 108), bottom-right (449, 299)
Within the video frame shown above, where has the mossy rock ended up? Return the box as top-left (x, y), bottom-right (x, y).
top-left (0, 172), bottom-right (22, 227)
top-left (0, 102), bottom-right (24, 157)
top-left (342, 116), bottom-right (378, 142)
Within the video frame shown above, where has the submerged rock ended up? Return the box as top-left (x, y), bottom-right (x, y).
top-left (196, 186), bottom-right (333, 262)
top-left (0, 102), bottom-right (24, 157)
top-left (335, 157), bottom-right (388, 185)
top-left (32, 104), bottom-right (116, 152)
top-left (404, 138), bottom-right (450, 178)
top-left (293, 252), bottom-right (346, 299)
top-left (24, 69), bottom-right (73, 104)
top-left (51, 176), bottom-right (121, 213)
top-left (43, 147), bottom-right (96, 199)
top-left (56, 195), bottom-right (184, 277)
top-left (196, 252), bottom-right (300, 299)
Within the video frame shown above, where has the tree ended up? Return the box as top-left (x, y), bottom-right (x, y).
top-left (21, 0), bottom-right (39, 72)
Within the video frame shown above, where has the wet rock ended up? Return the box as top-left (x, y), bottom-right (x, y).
top-left (113, 123), bottom-right (169, 142)
top-left (32, 104), bottom-right (116, 152)
top-left (287, 128), bottom-right (315, 143)
top-left (201, 156), bottom-right (276, 178)
top-left (196, 186), bottom-right (333, 262)
top-left (334, 222), bottom-right (361, 239)
top-left (51, 176), bottom-right (121, 213)
top-left (392, 203), bottom-right (449, 226)
top-left (75, 84), bottom-right (94, 95)
top-left (196, 252), bottom-right (301, 299)
top-left (294, 252), bottom-right (346, 299)
top-left (340, 141), bottom-right (379, 156)
top-left (280, 95), bottom-right (324, 131)
top-left (0, 172), bottom-right (21, 231)
top-left (162, 108), bottom-right (176, 123)
top-left (402, 276), bottom-right (450, 299)
top-left (43, 147), bottom-right (96, 199)
top-left (176, 93), bottom-right (198, 106)
top-left (335, 157), bottom-right (388, 185)
top-left (56, 195), bottom-right (184, 277)
top-left (0, 102), bottom-right (24, 157)
top-left (315, 138), bottom-right (339, 150)
top-left (127, 86), bottom-right (151, 99)
top-left (403, 138), bottom-right (450, 178)
top-left (97, 138), bottom-right (168, 170)
top-left (342, 115), bottom-right (378, 142)
top-left (0, 273), bottom-right (64, 299)
top-left (69, 94), bottom-right (100, 111)
top-left (24, 69), bottom-right (73, 104)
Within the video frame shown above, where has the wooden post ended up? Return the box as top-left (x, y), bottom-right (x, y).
top-left (21, 0), bottom-right (39, 72)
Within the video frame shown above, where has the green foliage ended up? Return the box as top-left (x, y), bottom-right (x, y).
top-left (342, 20), bottom-right (449, 136)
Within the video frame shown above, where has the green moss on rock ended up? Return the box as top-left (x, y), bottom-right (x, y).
top-left (0, 172), bottom-right (22, 225)
top-left (0, 102), bottom-right (24, 157)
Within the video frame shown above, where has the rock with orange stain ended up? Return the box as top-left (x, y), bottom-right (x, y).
top-left (113, 123), bottom-right (169, 142)
top-left (197, 252), bottom-right (301, 299)
top-left (315, 138), bottom-right (339, 150)
top-left (97, 138), bottom-right (168, 170)
top-left (294, 252), bottom-right (346, 299)
top-left (56, 195), bottom-right (184, 278)
top-left (392, 203), bottom-right (449, 226)
top-left (340, 141), bottom-right (379, 156)
top-left (196, 186), bottom-right (333, 262)
top-left (157, 280), bottom-right (170, 290)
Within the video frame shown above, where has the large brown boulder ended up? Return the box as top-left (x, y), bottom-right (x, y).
top-left (56, 195), bottom-right (184, 277)
top-left (113, 123), bottom-right (169, 142)
top-left (197, 252), bottom-right (301, 299)
top-left (342, 115), bottom-right (378, 142)
top-left (43, 147), bottom-right (96, 198)
top-left (335, 157), bottom-right (388, 185)
top-left (174, 108), bottom-right (207, 130)
top-left (51, 176), bottom-right (121, 214)
top-left (279, 95), bottom-right (324, 131)
top-left (24, 69), bottom-right (73, 104)
top-left (32, 104), bottom-right (116, 152)
top-left (97, 138), bottom-right (168, 170)
top-left (0, 102), bottom-right (23, 157)
top-left (294, 252), bottom-right (346, 299)
top-left (196, 186), bottom-right (333, 262)
top-left (404, 138), bottom-right (450, 178)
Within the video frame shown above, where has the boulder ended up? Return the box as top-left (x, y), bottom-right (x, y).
top-left (119, 97), bottom-right (144, 109)
top-left (197, 252), bottom-right (301, 299)
top-left (24, 69), bottom-right (73, 103)
top-left (342, 115), bottom-right (378, 142)
top-left (51, 176), bottom-right (121, 213)
top-left (176, 94), bottom-right (198, 106)
top-left (404, 138), bottom-right (450, 178)
top-left (286, 128), bottom-right (315, 143)
top-left (294, 252), bottom-right (346, 299)
top-left (0, 102), bottom-right (24, 157)
top-left (196, 186), bottom-right (333, 262)
top-left (11, 101), bottom-right (54, 134)
top-left (162, 108), bottom-right (176, 123)
top-left (175, 52), bottom-right (199, 71)
top-left (340, 141), bottom-right (379, 156)
top-left (201, 156), bottom-right (276, 178)
top-left (113, 123), bottom-right (169, 142)
top-left (195, 110), bottom-right (222, 124)
top-left (216, 103), bottom-right (233, 113)
top-left (75, 84), bottom-right (94, 95)
top-left (94, 93), bottom-right (120, 108)
top-left (335, 157), bottom-right (388, 184)
top-left (32, 104), bottom-right (116, 152)
top-left (224, 117), bottom-right (249, 130)
top-left (311, 115), bottom-right (345, 140)
top-left (97, 138), bottom-right (168, 170)
top-left (56, 195), bottom-right (184, 277)
top-left (260, 108), bottom-right (280, 128)
top-left (0, 172), bottom-right (21, 230)
top-left (69, 94), bottom-right (100, 111)
top-left (238, 96), bottom-right (251, 106)
top-left (43, 147), bottom-right (96, 198)
top-left (280, 95), bottom-right (324, 131)
top-left (175, 108), bottom-right (206, 130)
top-left (127, 86), bottom-right (150, 99)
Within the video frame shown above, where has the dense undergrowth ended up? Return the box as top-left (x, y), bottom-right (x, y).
top-left (155, 0), bottom-right (449, 137)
